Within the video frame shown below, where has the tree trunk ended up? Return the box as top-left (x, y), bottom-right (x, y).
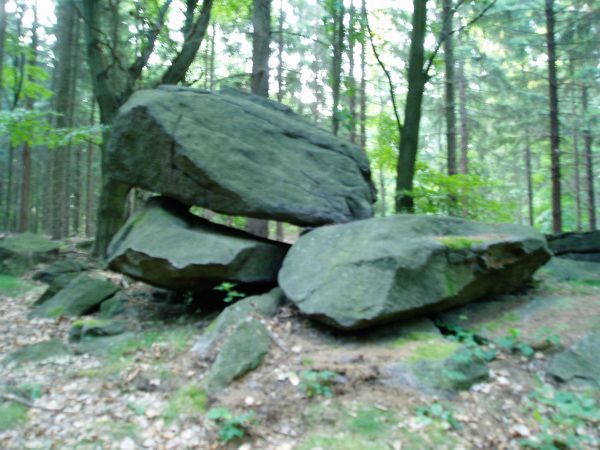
top-left (69, 17), bottom-right (81, 236)
top-left (276, 0), bottom-right (284, 103)
top-left (209, 24), bottom-right (216, 90)
top-left (0, 0), bottom-right (6, 104)
top-left (52, 0), bottom-right (77, 239)
top-left (19, 1), bottom-right (39, 233)
top-left (245, 0), bottom-right (271, 238)
top-left (458, 56), bottom-right (468, 174)
top-left (395, 0), bottom-right (428, 213)
top-left (82, 0), bottom-right (214, 256)
top-left (524, 140), bottom-right (534, 227)
top-left (348, 1), bottom-right (357, 144)
top-left (545, 0), bottom-right (562, 233)
top-left (582, 85), bottom-right (596, 231)
top-left (570, 62), bottom-right (581, 231)
top-left (379, 165), bottom-right (386, 216)
top-left (359, 0), bottom-right (367, 151)
top-left (443, 0), bottom-right (457, 175)
top-left (86, 99), bottom-right (96, 238)
top-left (331, 2), bottom-right (345, 135)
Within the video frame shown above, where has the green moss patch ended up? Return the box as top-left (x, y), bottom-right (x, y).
top-left (163, 384), bottom-right (207, 423)
top-left (438, 236), bottom-right (485, 250)
top-left (0, 275), bottom-right (35, 297)
top-left (406, 339), bottom-right (461, 363)
top-left (0, 401), bottom-right (28, 431)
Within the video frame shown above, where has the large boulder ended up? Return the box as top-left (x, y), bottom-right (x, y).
top-left (31, 273), bottom-right (120, 318)
top-left (279, 215), bottom-right (551, 330)
top-left (106, 86), bottom-right (376, 226)
top-left (0, 233), bottom-right (60, 276)
top-left (548, 333), bottom-right (600, 385)
top-left (547, 231), bottom-right (600, 262)
top-left (107, 198), bottom-right (289, 290)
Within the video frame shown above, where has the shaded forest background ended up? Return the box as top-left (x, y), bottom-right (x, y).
top-left (0, 0), bottom-right (598, 245)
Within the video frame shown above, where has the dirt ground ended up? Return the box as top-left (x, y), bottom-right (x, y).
top-left (0, 259), bottom-right (599, 450)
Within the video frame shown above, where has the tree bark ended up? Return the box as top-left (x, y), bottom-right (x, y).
top-left (245, 0), bottom-right (271, 238)
top-left (331, 2), bottom-right (345, 135)
top-left (443, 0), bottom-right (457, 175)
top-left (582, 85), bottom-right (596, 231)
top-left (52, 0), bottom-right (77, 239)
top-left (545, 0), bottom-right (562, 233)
top-left (395, 0), bottom-right (428, 213)
top-left (82, 0), bottom-right (214, 256)
top-left (160, 0), bottom-right (213, 85)
top-left (570, 61), bottom-right (581, 231)
top-left (348, 1), bottom-right (357, 144)
top-left (18, 2), bottom-right (39, 233)
top-left (359, 0), bottom-right (367, 151)
top-left (458, 57), bottom-right (469, 174)
top-left (69, 18), bottom-right (81, 236)
top-left (86, 100), bottom-right (96, 238)
top-left (524, 140), bottom-right (534, 227)
top-left (0, 0), bottom-right (6, 104)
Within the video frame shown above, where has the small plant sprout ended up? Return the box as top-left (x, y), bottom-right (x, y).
top-left (207, 407), bottom-right (255, 443)
top-left (213, 282), bottom-right (245, 303)
top-left (416, 402), bottom-right (461, 430)
top-left (299, 370), bottom-right (337, 398)
top-left (496, 327), bottom-right (535, 357)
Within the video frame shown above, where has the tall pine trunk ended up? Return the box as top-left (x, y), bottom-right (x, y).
top-left (245, 0), bottom-right (271, 238)
top-left (524, 140), bottom-right (534, 227)
top-left (395, 0), bottom-right (427, 213)
top-left (359, 0), bottom-right (367, 151)
top-left (331, 2), bottom-right (345, 135)
top-left (348, 1), bottom-right (356, 144)
top-left (545, 0), bottom-right (562, 233)
top-left (52, 0), bottom-right (77, 239)
top-left (443, 0), bottom-right (457, 175)
top-left (458, 57), bottom-right (469, 174)
top-left (19, 2), bottom-right (38, 233)
top-left (582, 85), bottom-right (596, 231)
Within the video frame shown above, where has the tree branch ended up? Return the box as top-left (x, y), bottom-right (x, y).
top-left (123, 0), bottom-right (173, 100)
top-left (365, 14), bottom-right (402, 136)
top-left (160, 0), bottom-right (213, 85)
top-left (424, 0), bottom-right (498, 77)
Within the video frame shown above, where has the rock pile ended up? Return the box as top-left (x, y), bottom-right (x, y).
top-left (100, 88), bottom-right (551, 389)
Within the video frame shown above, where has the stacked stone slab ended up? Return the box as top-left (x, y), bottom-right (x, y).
top-left (106, 86), bottom-right (376, 226)
top-left (278, 215), bottom-right (551, 330)
top-left (106, 86), bottom-right (551, 334)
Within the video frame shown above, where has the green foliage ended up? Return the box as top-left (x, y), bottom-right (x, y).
top-left (0, 109), bottom-right (107, 148)
top-left (163, 384), bottom-right (207, 423)
top-left (299, 370), bottom-right (336, 398)
top-left (207, 407), bottom-right (255, 443)
top-left (0, 275), bottom-right (33, 297)
top-left (0, 401), bottom-right (28, 431)
top-left (495, 327), bottom-right (534, 357)
top-left (415, 402), bottom-right (461, 430)
top-left (411, 163), bottom-right (516, 223)
top-left (369, 112), bottom-right (400, 171)
top-left (521, 384), bottom-right (600, 449)
top-left (437, 321), bottom-right (498, 362)
top-left (213, 282), bottom-right (245, 303)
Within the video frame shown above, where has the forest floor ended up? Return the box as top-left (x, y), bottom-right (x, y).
top-left (0, 254), bottom-right (599, 450)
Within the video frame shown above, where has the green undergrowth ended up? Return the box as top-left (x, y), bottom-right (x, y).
top-left (521, 383), bottom-right (600, 449)
top-left (163, 384), bottom-right (207, 423)
top-left (300, 401), bottom-right (461, 450)
top-left (0, 401), bottom-right (28, 431)
top-left (438, 236), bottom-right (485, 250)
top-left (74, 325), bottom-right (196, 380)
top-left (107, 325), bottom-right (195, 362)
top-left (0, 275), bottom-right (35, 297)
